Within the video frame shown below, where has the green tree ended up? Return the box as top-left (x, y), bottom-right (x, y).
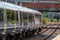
top-left (42, 17), bottom-right (48, 25)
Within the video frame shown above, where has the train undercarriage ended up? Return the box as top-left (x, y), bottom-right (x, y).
top-left (0, 27), bottom-right (41, 40)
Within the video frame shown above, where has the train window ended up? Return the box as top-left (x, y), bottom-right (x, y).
top-left (0, 8), bottom-right (3, 22)
top-left (0, 8), bottom-right (4, 33)
top-left (20, 12), bottom-right (28, 26)
top-left (6, 9), bottom-right (18, 27)
top-left (20, 12), bottom-right (22, 25)
top-left (28, 13), bottom-right (34, 27)
top-left (35, 14), bottom-right (41, 24)
top-left (6, 9), bottom-right (19, 32)
top-left (7, 10), bottom-right (17, 24)
top-left (29, 14), bottom-right (34, 23)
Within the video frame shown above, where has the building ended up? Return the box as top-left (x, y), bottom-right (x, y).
top-left (0, 0), bottom-right (60, 21)
top-left (1, 0), bottom-right (60, 11)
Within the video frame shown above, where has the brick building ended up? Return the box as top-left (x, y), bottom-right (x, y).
top-left (1, 0), bottom-right (60, 11)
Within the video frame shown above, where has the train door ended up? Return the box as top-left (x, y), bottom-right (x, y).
top-left (21, 12), bottom-right (28, 31)
top-left (28, 13), bottom-right (34, 29)
top-left (34, 14), bottom-right (39, 28)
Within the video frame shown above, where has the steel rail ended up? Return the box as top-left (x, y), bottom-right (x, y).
top-left (39, 24), bottom-right (56, 34)
top-left (42, 24), bottom-right (59, 40)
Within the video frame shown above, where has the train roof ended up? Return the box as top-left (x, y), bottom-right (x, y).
top-left (0, 1), bottom-right (41, 14)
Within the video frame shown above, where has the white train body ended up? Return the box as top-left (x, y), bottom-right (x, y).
top-left (0, 1), bottom-right (42, 38)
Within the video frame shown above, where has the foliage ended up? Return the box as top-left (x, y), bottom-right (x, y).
top-left (7, 9), bottom-right (17, 23)
top-left (22, 19), bottom-right (29, 23)
top-left (42, 17), bottom-right (48, 25)
top-left (7, 9), bottom-right (13, 18)
top-left (9, 20), bottom-right (18, 24)
top-left (42, 12), bottom-right (60, 22)
top-left (53, 19), bottom-right (58, 22)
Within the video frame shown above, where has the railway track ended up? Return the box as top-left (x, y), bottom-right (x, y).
top-left (1, 24), bottom-right (59, 40)
top-left (39, 24), bottom-right (56, 34)
top-left (41, 24), bottom-right (59, 40)
top-left (22, 24), bottom-right (59, 40)
top-left (43, 24), bottom-right (60, 40)
top-left (39, 24), bottom-right (53, 34)
top-left (42, 29), bottom-right (57, 40)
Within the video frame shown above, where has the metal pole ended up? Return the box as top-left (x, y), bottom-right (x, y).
top-left (40, 13), bottom-right (43, 27)
top-left (18, 10), bottom-right (20, 28)
top-left (27, 13), bottom-right (29, 29)
top-left (20, 0), bottom-right (22, 6)
top-left (6, 0), bottom-right (7, 2)
top-left (2, 8), bottom-right (7, 40)
top-left (59, 13), bottom-right (60, 22)
top-left (34, 13), bottom-right (35, 28)
top-left (53, 2), bottom-right (54, 22)
top-left (3, 8), bottom-right (7, 34)
top-left (39, 15), bottom-right (41, 27)
top-left (14, 11), bottom-right (17, 32)
top-left (48, 13), bottom-right (49, 22)
top-left (33, 0), bottom-right (35, 2)
top-left (59, 12), bottom-right (60, 22)
top-left (21, 12), bottom-right (23, 29)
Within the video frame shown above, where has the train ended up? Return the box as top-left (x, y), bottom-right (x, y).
top-left (0, 1), bottom-right (42, 40)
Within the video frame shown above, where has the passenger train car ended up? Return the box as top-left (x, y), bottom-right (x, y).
top-left (0, 1), bottom-right (42, 40)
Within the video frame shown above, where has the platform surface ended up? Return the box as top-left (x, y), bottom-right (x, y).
top-left (52, 35), bottom-right (60, 40)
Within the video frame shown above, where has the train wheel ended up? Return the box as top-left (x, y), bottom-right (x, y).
top-left (25, 31), bottom-right (28, 37)
top-left (34, 29), bottom-right (38, 35)
top-left (29, 30), bottom-right (33, 36)
top-left (14, 32), bottom-right (19, 40)
top-left (23, 31), bottom-right (26, 37)
top-left (37, 28), bottom-right (41, 35)
top-left (22, 31), bottom-right (25, 38)
top-left (19, 33), bottom-right (22, 39)
top-left (30, 30), bottom-right (34, 36)
top-left (0, 36), bottom-right (2, 40)
top-left (14, 32), bottom-right (23, 40)
top-left (25, 30), bottom-right (30, 37)
top-left (32, 30), bottom-right (35, 35)
top-left (6, 33), bottom-right (14, 40)
top-left (0, 33), bottom-right (6, 40)
top-left (6, 33), bottom-right (10, 40)
top-left (25, 30), bottom-right (28, 37)
top-left (39, 28), bottom-right (41, 32)
top-left (28, 30), bottom-right (31, 36)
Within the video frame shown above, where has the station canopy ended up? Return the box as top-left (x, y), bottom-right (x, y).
top-left (0, 1), bottom-right (41, 14)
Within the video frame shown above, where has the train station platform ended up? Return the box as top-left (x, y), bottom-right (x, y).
top-left (52, 35), bottom-right (60, 40)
